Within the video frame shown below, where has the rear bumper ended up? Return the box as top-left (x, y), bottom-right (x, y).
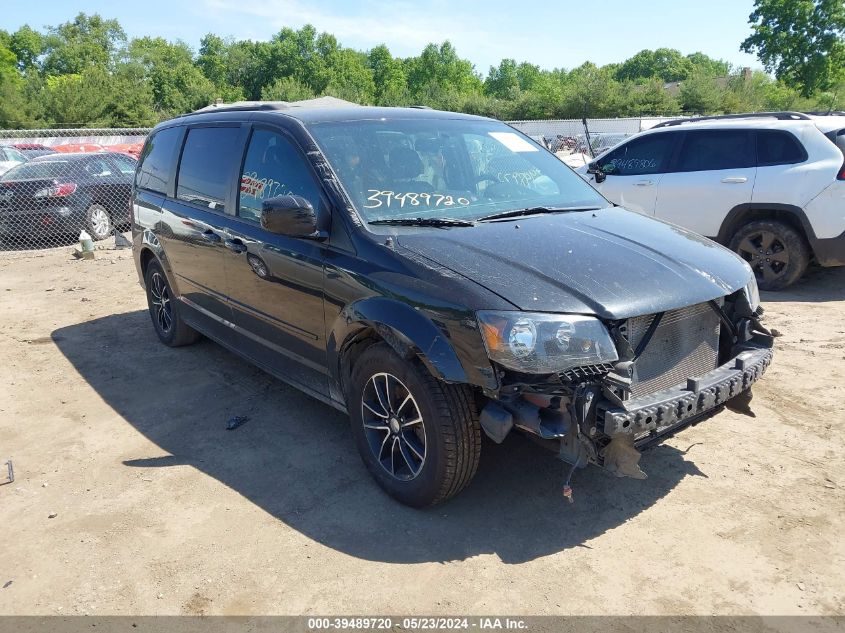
top-left (599, 336), bottom-right (773, 437)
top-left (0, 206), bottom-right (84, 236)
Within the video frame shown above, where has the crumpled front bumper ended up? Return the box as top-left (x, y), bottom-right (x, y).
top-left (599, 335), bottom-right (773, 438)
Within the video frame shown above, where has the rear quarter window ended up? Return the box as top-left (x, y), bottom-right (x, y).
top-left (756, 130), bottom-right (808, 166)
top-left (827, 128), bottom-right (845, 156)
top-left (0, 161), bottom-right (72, 181)
top-left (176, 126), bottom-right (242, 211)
top-left (136, 126), bottom-right (181, 195)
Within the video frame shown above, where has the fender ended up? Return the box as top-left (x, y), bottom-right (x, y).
top-left (716, 203), bottom-right (817, 245)
top-left (328, 296), bottom-right (471, 389)
top-left (135, 228), bottom-right (179, 294)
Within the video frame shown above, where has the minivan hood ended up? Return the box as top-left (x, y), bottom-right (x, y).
top-left (395, 207), bottom-right (751, 319)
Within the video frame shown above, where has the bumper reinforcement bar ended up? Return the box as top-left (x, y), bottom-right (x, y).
top-left (600, 342), bottom-right (773, 437)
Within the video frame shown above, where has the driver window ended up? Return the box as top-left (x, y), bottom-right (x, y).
top-left (238, 129), bottom-right (322, 224)
top-left (598, 133), bottom-right (676, 176)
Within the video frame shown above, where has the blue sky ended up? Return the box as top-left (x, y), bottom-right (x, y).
top-left (2, 0), bottom-right (762, 75)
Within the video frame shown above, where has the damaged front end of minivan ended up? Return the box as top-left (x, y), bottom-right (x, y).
top-left (477, 285), bottom-right (774, 488)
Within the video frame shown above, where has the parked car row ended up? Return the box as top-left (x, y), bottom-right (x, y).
top-left (571, 112), bottom-right (845, 290)
top-left (0, 141), bottom-right (143, 176)
top-left (0, 151), bottom-right (137, 243)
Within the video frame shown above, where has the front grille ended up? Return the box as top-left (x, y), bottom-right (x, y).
top-left (625, 302), bottom-right (720, 399)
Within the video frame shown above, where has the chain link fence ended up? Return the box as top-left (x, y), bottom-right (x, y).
top-left (507, 116), bottom-right (677, 169)
top-left (0, 128), bottom-right (150, 252)
top-left (0, 117), bottom-right (682, 253)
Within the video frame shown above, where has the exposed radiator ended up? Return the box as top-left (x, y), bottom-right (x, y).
top-left (625, 301), bottom-right (720, 399)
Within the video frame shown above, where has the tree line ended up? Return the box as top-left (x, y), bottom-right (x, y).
top-left (0, 8), bottom-right (842, 129)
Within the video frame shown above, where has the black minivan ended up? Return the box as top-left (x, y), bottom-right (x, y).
top-left (131, 101), bottom-right (773, 506)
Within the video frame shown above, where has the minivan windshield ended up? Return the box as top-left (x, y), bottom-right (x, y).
top-left (308, 118), bottom-right (609, 223)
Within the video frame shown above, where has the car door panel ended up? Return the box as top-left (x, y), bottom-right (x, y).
top-left (158, 200), bottom-right (235, 322)
top-left (220, 125), bottom-right (329, 395)
top-left (654, 130), bottom-right (756, 238)
top-left (596, 173), bottom-right (665, 214)
top-left (655, 169), bottom-right (756, 237)
top-left (157, 124), bottom-right (246, 327)
top-left (589, 131), bottom-right (679, 215)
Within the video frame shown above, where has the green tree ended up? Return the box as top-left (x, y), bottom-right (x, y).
top-left (621, 78), bottom-right (682, 115)
top-left (741, 0), bottom-right (845, 96)
top-left (42, 13), bottom-right (126, 75)
top-left (406, 42), bottom-right (482, 106)
top-left (616, 48), bottom-right (693, 83)
top-left (323, 47), bottom-right (375, 103)
top-left (196, 34), bottom-right (244, 102)
top-left (10, 25), bottom-right (44, 73)
top-left (679, 72), bottom-right (725, 113)
top-left (484, 58), bottom-right (520, 99)
top-left (44, 68), bottom-right (112, 126)
top-left (129, 37), bottom-right (215, 116)
top-left (686, 52), bottom-right (730, 77)
top-left (367, 44), bottom-right (409, 105)
top-left (562, 62), bottom-right (620, 117)
top-left (106, 62), bottom-right (158, 126)
top-left (261, 76), bottom-right (315, 101)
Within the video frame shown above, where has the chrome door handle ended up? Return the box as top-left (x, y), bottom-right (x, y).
top-left (201, 230), bottom-right (221, 242)
top-left (634, 180), bottom-right (654, 186)
top-left (721, 177), bottom-right (748, 183)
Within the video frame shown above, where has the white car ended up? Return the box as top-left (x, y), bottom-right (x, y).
top-left (0, 146), bottom-right (28, 176)
top-left (576, 112), bottom-right (845, 289)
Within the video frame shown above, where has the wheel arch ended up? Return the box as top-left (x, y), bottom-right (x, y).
top-left (329, 297), bottom-right (470, 402)
top-left (137, 240), bottom-right (179, 295)
top-left (717, 203), bottom-right (817, 255)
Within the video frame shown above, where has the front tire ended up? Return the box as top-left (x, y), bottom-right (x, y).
top-left (349, 343), bottom-right (481, 507)
top-left (729, 220), bottom-right (809, 291)
top-left (144, 260), bottom-right (201, 347)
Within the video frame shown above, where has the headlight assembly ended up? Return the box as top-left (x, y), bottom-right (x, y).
top-left (740, 260), bottom-right (761, 312)
top-left (744, 275), bottom-right (760, 312)
top-left (477, 311), bottom-right (619, 374)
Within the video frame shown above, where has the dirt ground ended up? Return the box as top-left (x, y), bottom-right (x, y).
top-left (0, 243), bottom-right (843, 617)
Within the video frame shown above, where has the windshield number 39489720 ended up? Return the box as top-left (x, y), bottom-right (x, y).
top-left (364, 189), bottom-right (471, 209)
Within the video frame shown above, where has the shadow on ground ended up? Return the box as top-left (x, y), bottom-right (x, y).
top-left (761, 264), bottom-right (845, 303)
top-left (53, 310), bottom-right (706, 564)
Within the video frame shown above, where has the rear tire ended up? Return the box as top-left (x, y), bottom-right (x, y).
top-left (86, 203), bottom-right (112, 241)
top-left (729, 220), bottom-right (809, 291)
top-left (144, 260), bottom-right (201, 347)
top-left (348, 343), bottom-right (481, 507)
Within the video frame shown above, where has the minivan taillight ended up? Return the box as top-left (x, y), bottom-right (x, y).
top-left (33, 182), bottom-right (77, 198)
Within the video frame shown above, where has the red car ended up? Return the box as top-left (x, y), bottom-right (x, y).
top-left (52, 143), bottom-right (105, 154)
top-left (104, 143), bottom-right (143, 159)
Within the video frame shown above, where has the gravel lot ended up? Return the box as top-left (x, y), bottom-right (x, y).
top-left (0, 245), bottom-right (843, 616)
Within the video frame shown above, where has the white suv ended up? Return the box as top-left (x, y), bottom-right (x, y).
top-left (576, 112), bottom-right (845, 290)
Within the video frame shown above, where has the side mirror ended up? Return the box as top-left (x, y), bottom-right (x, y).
top-left (587, 163), bottom-right (607, 184)
top-left (260, 195), bottom-right (325, 238)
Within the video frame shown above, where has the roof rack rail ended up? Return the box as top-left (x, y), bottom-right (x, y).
top-left (652, 111), bottom-right (812, 128)
top-left (409, 105), bottom-right (433, 109)
top-left (184, 101), bottom-right (292, 116)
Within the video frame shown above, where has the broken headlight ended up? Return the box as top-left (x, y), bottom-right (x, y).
top-left (744, 276), bottom-right (760, 312)
top-left (477, 311), bottom-right (619, 374)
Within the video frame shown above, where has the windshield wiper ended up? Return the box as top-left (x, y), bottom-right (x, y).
top-left (368, 217), bottom-right (475, 227)
top-left (477, 206), bottom-right (602, 222)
